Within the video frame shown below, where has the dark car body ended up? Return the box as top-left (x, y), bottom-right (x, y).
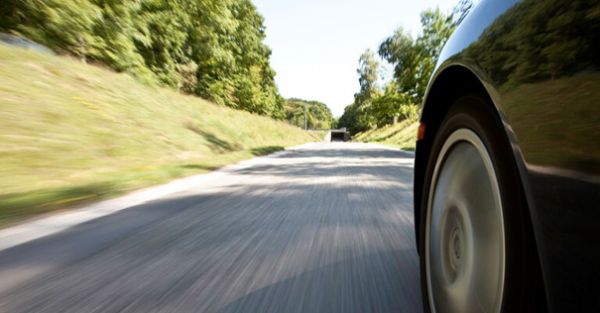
top-left (414, 0), bottom-right (600, 311)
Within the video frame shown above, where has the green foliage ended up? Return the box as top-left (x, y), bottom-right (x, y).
top-left (356, 49), bottom-right (380, 103)
top-left (340, 2), bottom-right (471, 135)
top-left (338, 50), bottom-right (381, 134)
top-left (339, 49), bottom-right (418, 135)
top-left (0, 0), bottom-right (284, 118)
top-left (337, 102), bottom-right (362, 134)
top-left (5, 0), bottom-right (102, 57)
top-left (379, 8), bottom-right (456, 106)
top-left (0, 44), bottom-right (321, 224)
top-left (371, 82), bottom-right (419, 126)
top-left (284, 98), bottom-right (333, 130)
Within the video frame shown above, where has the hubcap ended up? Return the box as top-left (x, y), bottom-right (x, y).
top-left (425, 129), bottom-right (505, 313)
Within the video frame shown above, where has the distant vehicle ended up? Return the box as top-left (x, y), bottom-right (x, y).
top-left (413, 0), bottom-right (599, 312)
top-left (330, 128), bottom-right (349, 141)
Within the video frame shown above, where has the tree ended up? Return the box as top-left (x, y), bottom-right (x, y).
top-left (90, 0), bottom-right (155, 81)
top-left (353, 49), bottom-right (381, 129)
top-left (342, 4), bottom-right (466, 135)
top-left (371, 81), bottom-right (417, 126)
top-left (230, 0), bottom-right (283, 117)
top-left (379, 8), bottom-right (455, 106)
top-left (284, 98), bottom-right (333, 130)
top-left (0, 0), bottom-right (285, 118)
top-left (134, 0), bottom-right (194, 87)
top-left (337, 102), bottom-right (363, 134)
top-left (1, 0), bottom-right (102, 61)
top-left (378, 28), bottom-right (420, 103)
top-left (356, 49), bottom-right (380, 102)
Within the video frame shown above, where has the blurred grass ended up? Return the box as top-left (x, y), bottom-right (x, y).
top-left (353, 117), bottom-right (419, 151)
top-left (0, 44), bottom-right (321, 226)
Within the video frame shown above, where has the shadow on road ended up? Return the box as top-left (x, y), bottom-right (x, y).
top-left (0, 144), bottom-right (423, 313)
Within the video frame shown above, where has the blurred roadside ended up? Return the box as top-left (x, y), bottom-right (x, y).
top-left (0, 44), bottom-right (321, 227)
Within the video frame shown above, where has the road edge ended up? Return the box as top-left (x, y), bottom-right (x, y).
top-left (0, 142), bottom-right (314, 252)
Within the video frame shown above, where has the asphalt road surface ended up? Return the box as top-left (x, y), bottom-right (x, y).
top-left (0, 142), bottom-right (422, 313)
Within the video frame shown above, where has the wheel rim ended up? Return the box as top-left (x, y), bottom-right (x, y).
top-left (425, 128), bottom-right (505, 313)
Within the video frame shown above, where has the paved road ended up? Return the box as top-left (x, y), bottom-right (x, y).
top-left (0, 142), bottom-right (422, 313)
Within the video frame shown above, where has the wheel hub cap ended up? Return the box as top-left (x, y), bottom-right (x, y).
top-left (425, 129), bottom-right (505, 313)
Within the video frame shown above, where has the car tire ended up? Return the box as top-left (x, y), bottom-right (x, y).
top-left (418, 94), bottom-right (544, 313)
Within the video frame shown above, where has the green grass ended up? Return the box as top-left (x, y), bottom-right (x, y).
top-left (353, 117), bottom-right (419, 151)
top-left (0, 44), bottom-right (322, 225)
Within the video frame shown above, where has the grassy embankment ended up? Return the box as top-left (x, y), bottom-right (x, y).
top-left (353, 117), bottom-right (419, 151)
top-left (0, 44), bottom-right (322, 225)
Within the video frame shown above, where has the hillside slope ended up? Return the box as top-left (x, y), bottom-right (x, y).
top-left (353, 117), bottom-right (419, 151)
top-left (0, 45), bottom-right (321, 225)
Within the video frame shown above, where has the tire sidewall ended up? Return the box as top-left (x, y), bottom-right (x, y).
top-left (418, 94), bottom-right (527, 313)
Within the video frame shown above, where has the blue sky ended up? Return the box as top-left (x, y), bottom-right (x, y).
top-left (253, 0), bottom-right (459, 116)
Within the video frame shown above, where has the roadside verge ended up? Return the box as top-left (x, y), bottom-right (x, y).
top-left (0, 143), bottom-right (314, 252)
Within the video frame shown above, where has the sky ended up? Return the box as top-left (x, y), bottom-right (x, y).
top-left (253, 0), bottom-right (459, 117)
